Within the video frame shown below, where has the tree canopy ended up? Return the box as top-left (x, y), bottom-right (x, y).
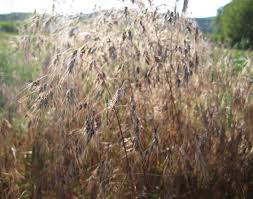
top-left (216, 0), bottom-right (253, 49)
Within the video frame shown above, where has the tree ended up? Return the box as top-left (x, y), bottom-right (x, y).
top-left (216, 0), bottom-right (253, 49)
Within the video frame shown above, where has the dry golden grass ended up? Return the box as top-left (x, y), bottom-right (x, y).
top-left (1, 1), bottom-right (253, 198)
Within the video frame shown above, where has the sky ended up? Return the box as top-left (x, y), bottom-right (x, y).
top-left (0, 0), bottom-right (232, 18)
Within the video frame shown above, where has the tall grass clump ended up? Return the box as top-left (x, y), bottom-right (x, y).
top-left (1, 0), bottom-right (253, 198)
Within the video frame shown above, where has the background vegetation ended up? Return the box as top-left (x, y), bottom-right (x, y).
top-left (214, 0), bottom-right (253, 49)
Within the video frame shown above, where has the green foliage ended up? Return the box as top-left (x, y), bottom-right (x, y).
top-left (215, 0), bottom-right (253, 49)
top-left (0, 13), bottom-right (31, 33)
top-left (0, 33), bottom-right (39, 85)
top-left (0, 21), bottom-right (18, 33)
top-left (0, 32), bottom-right (40, 123)
top-left (233, 52), bottom-right (248, 73)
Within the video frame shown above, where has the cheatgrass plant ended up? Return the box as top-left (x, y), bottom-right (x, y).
top-left (1, 1), bottom-right (253, 198)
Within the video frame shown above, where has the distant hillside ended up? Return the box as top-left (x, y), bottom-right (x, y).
top-left (0, 12), bottom-right (31, 21)
top-left (0, 12), bottom-right (216, 34)
top-left (195, 17), bottom-right (216, 33)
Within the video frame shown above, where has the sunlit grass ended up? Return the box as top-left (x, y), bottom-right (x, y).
top-left (1, 7), bottom-right (253, 198)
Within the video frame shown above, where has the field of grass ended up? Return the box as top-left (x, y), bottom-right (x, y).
top-left (1, 7), bottom-right (253, 199)
top-left (0, 31), bottom-right (40, 137)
